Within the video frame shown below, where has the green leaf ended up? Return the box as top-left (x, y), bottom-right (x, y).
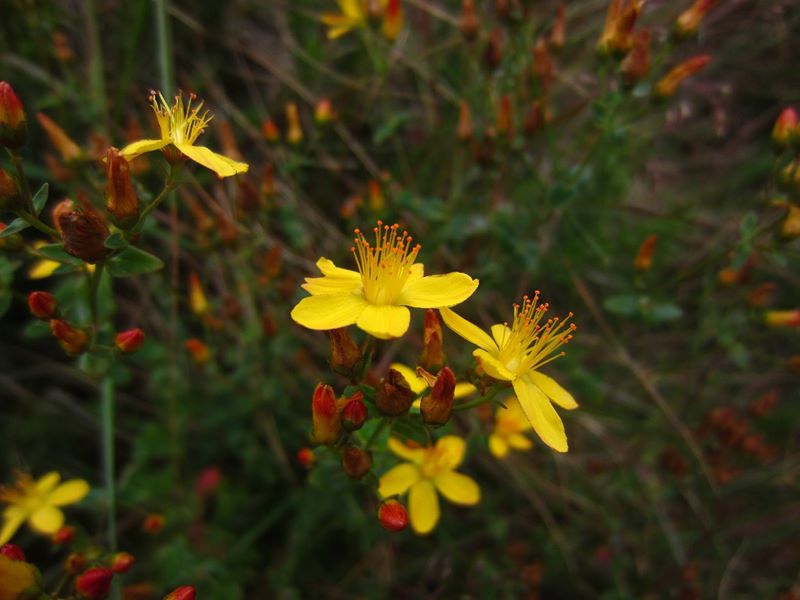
top-left (646, 302), bottom-right (683, 323)
top-left (373, 112), bottom-right (410, 145)
top-left (603, 294), bottom-right (640, 317)
top-left (0, 217), bottom-right (29, 238)
top-left (37, 243), bottom-right (83, 265)
top-left (107, 246), bottom-right (163, 277)
top-left (104, 231), bottom-right (128, 250)
top-left (32, 183), bottom-right (49, 215)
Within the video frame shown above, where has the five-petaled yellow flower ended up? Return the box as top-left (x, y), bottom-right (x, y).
top-left (440, 292), bottom-right (578, 453)
top-left (0, 471), bottom-right (89, 544)
top-left (390, 362), bottom-right (476, 409)
top-left (489, 397), bottom-right (534, 459)
top-left (378, 436), bottom-right (480, 535)
top-left (120, 91), bottom-right (249, 178)
top-left (321, 0), bottom-right (374, 39)
top-left (290, 222), bottom-right (479, 339)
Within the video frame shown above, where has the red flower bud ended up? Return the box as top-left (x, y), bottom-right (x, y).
top-left (377, 499), bottom-right (408, 532)
top-left (115, 328), bottom-right (145, 353)
top-left (50, 319), bottom-right (89, 355)
top-left (675, 0), bottom-right (716, 37)
top-left (75, 567), bottom-right (114, 600)
top-left (456, 101), bottom-right (473, 142)
top-left (312, 383), bottom-right (341, 444)
top-left (621, 29), bottom-right (651, 85)
top-left (772, 107), bottom-right (798, 147)
top-left (341, 446), bottom-right (372, 479)
top-left (195, 467), bottom-right (221, 499)
top-left (341, 392), bottom-right (368, 431)
top-left (376, 368), bottom-right (415, 416)
top-left (0, 82), bottom-right (27, 149)
top-left (105, 147), bottom-right (139, 228)
top-left (420, 309), bottom-right (445, 371)
top-left (633, 233), bottom-right (658, 271)
top-left (28, 291), bottom-right (58, 319)
top-left (458, 0), bottom-right (480, 42)
top-left (296, 447), bottom-right (316, 470)
top-left (261, 119), bottom-right (280, 142)
top-left (142, 514), bottom-right (165, 534)
top-left (110, 552), bottom-right (135, 574)
top-left (314, 98), bottom-right (336, 124)
top-left (164, 585), bottom-right (196, 600)
top-left (185, 338), bottom-right (211, 364)
top-left (0, 543), bottom-right (26, 561)
top-left (421, 366), bottom-right (456, 426)
top-left (52, 525), bottom-right (76, 545)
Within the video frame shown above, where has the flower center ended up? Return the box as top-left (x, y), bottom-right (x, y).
top-left (496, 292), bottom-right (576, 375)
top-left (150, 91), bottom-right (212, 146)
top-left (351, 221), bottom-right (420, 305)
top-left (419, 446), bottom-right (451, 480)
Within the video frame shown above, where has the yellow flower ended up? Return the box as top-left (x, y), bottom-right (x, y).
top-left (390, 362), bottom-right (476, 409)
top-left (0, 555), bottom-right (40, 600)
top-left (378, 436), bottom-right (480, 535)
top-left (489, 397), bottom-right (533, 459)
top-left (290, 222), bottom-right (479, 339)
top-left (0, 472), bottom-right (89, 544)
top-left (119, 91), bottom-right (249, 178)
top-left (321, 0), bottom-right (370, 39)
top-left (440, 293), bottom-right (578, 453)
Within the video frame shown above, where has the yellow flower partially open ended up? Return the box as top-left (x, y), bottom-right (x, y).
top-left (489, 397), bottom-right (534, 459)
top-left (321, 0), bottom-right (378, 39)
top-left (120, 91), bottom-right (248, 178)
top-left (291, 223), bottom-right (479, 339)
top-left (440, 293), bottom-right (578, 453)
top-left (0, 471), bottom-right (89, 544)
top-left (378, 436), bottom-right (480, 535)
top-left (390, 363), bottom-right (476, 409)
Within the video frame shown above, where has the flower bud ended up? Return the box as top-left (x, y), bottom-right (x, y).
top-left (484, 28), bottom-right (503, 71)
top-left (621, 29), bottom-right (651, 85)
top-left (0, 168), bottom-right (21, 212)
top-left (367, 179), bottom-right (384, 212)
top-left (286, 102), bottom-right (303, 145)
top-left (376, 368), bottom-right (415, 416)
top-left (185, 338), bottom-right (211, 364)
top-left (341, 392), bottom-right (368, 431)
top-left (421, 366), bottom-right (456, 426)
top-left (142, 513), bottom-right (165, 534)
top-left (456, 101), bottom-right (473, 142)
top-left (314, 98), bottom-right (335, 124)
top-left (50, 319), bottom-right (89, 355)
top-left (550, 4), bottom-right (566, 50)
top-left (419, 309), bottom-right (445, 372)
top-left (110, 552), bottom-right (135, 574)
top-left (261, 119), bottom-right (280, 142)
top-left (28, 291), bottom-right (58, 319)
top-left (0, 544), bottom-right (25, 561)
top-left (382, 0), bottom-right (403, 40)
top-left (75, 567), bottom-right (114, 600)
top-left (597, 0), bottom-right (643, 57)
top-left (66, 552), bottom-right (87, 574)
top-left (496, 95), bottom-right (513, 137)
top-left (523, 101), bottom-right (544, 136)
top-left (532, 37), bottom-right (553, 91)
top-left (377, 499), bottom-right (408, 532)
top-left (37, 112), bottom-right (81, 161)
top-left (633, 233), bottom-right (657, 271)
top-left (675, 0), bottom-right (716, 37)
top-left (458, 0), bottom-right (480, 42)
top-left (164, 585), bottom-right (196, 600)
top-left (341, 446), bottom-right (372, 479)
top-left (0, 82), bottom-right (27, 149)
top-left (52, 525), bottom-right (76, 545)
top-left (312, 383), bottom-right (341, 444)
top-left (296, 447), bottom-right (316, 469)
top-left (772, 108), bottom-right (798, 148)
top-left (765, 309), bottom-right (800, 328)
top-left (105, 147), bottom-right (139, 228)
top-left (115, 328), bottom-right (145, 353)
top-left (328, 328), bottom-right (363, 377)
top-left (188, 273), bottom-right (209, 317)
top-left (655, 55), bottom-right (711, 98)
top-left (56, 201), bottom-right (110, 264)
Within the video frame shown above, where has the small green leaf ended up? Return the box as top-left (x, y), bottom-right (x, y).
top-left (32, 183), bottom-right (49, 215)
top-left (104, 231), bottom-right (128, 250)
top-left (646, 302), bottom-right (683, 323)
top-left (0, 217), bottom-right (29, 238)
top-left (37, 243), bottom-right (83, 265)
top-left (107, 246), bottom-right (164, 277)
top-left (603, 294), bottom-right (640, 317)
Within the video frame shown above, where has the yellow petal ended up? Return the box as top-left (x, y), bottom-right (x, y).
top-left (529, 372), bottom-right (578, 410)
top-left (326, 24), bottom-right (355, 39)
top-left (34, 472), bottom-right (61, 495)
top-left (28, 505), bottom-right (64, 534)
top-left (390, 363), bottom-right (427, 395)
top-left (488, 434), bottom-right (509, 458)
top-left (435, 471), bottom-right (480, 505)
top-left (48, 479), bottom-right (89, 506)
top-left (388, 437), bottom-right (425, 464)
top-left (439, 307), bottom-right (497, 353)
top-left (491, 324), bottom-right (511, 347)
top-left (339, 0), bottom-right (365, 19)
top-left (409, 480), bottom-right (439, 535)
top-left (436, 436), bottom-right (466, 469)
top-left (175, 143), bottom-right (249, 178)
top-left (513, 378), bottom-right (568, 452)
top-left (378, 463), bottom-right (420, 498)
top-left (119, 138), bottom-right (168, 159)
top-left (316, 257), bottom-right (360, 279)
top-left (302, 274), bottom-right (362, 295)
top-left (398, 273), bottom-right (478, 309)
top-left (28, 259), bottom-right (60, 280)
top-left (453, 382), bottom-right (477, 400)
top-left (0, 508), bottom-right (26, 545)
top-left (355, 303), bottom-right (410, 339)
top-left (474, 348), bottom-right (515, 382)
top-left (408, 263), bottom-right (424, 283)
top-left (508, 433), bottom-right (533, 451)
top-left (290, 293), bottom-right (367, 331)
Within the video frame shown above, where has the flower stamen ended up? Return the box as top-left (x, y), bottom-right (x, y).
top-left (351, 221), bottom-right (421, 305)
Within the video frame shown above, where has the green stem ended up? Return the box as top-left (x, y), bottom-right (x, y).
top-left (8, 151), bottom-right (33, 213)
top-left (453, 383), bottom-right (506, 413)
top-left (154, 0), bottom-right (175, 97)
top-left (81, 0), bottom-right (107, 127)
top-left (13, 210), bottom-right (58, 238)
top-left (365, 417), bottom-right (391, 450)
top-left (129, 175), bottom-right (178, 236)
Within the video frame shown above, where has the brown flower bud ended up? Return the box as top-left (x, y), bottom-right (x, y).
top-left (105, 147), bottom-right (138, 228)
top-left (633, 233), bottom-right (657, 271)
top-left (341, 446), bottom-right (372, 479)
top-left (621, 29), bottom-right (651, 85)
top-left (420, 309), bottom-right (444, 372)
top-left (458, 0), bottom-right (480, 42)
top-left (456, 101), bottom-right (474, 142)
top-left (50, 319), bottom-right (89, 355)
top-left (57, 201), bottom-right (110, 263)
top-left (0, 82), bottom-right (27, 149)
top-left (655, 55), bottom-right (711, 98)
top-left (523, 101), bottom-right (544, 136)
top-left (28, 291), bottom-right (58, 319)
top-left (532, 37), bottom-right (553, 91)
top-left (329, 327), bottom-right (363, 376)
top-left (376, 368), bottom-right (415, 416)
top-left (550, 4), bottom-right (566, 50)
top-left (341, 392), bottom-right (368, 431)
top-left (0, 168), bottom-right (21, 211)
top-left (421, 366), bottom-right (456, 426)
top-left (66, 552), bottom-right (87, 574)
top-left (484, 28), bottom-right (503, 71)
top-left (377, 499), bottom-right (409, 532)
top-left (312, 383), bottom-right (341, 444)
top-left (496, 95), bottom-right (513, 137)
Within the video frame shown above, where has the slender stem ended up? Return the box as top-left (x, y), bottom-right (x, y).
top-left (88, 261), bottom-right (105, 336)
top-left (81, 0), bottom-right (107, 126)
top-left (13, 210), bottom-right (58, 238)
top-left (154, 0), bottom-right (175, 97)
top-left (453, 383), bottom-right (506, 413)
top-left (365, 417), bottom-right (391, 450)
top-left (129, 175), bottom-right (178, 236)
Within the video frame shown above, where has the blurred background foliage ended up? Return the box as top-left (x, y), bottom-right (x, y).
top-left (1, 0), bottom-right (799, 598)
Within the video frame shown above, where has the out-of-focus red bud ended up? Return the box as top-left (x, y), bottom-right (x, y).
top-left (523, 101), bottom-right (545, 136)
top-left (53, 31), bottom-right (75, 62)
top-left (105, 147), bottom-right (139, 228)
top-left (484, 28), bottom-right (504, 71)
top-left (675, 0), bottom-right (716, 37)
top-left (0, 82), bottom-right (27, 149)
top-left (195, 467), bottom-right (222, 499)
top-left (185, 338), bottom-right (211, 364)
top-left (164, 585), bottom-right (196, 600)
top-left (376, 368), bottom-right (415, 416)
top-left (458, 0), bottom-right (480, 42)
top-left (66, 552), bottom-right (87, 574)
top-left (286, 102), bottom-right (303, 145)
top-left (50, 319), bottom-right (88, 355)
top-left (28, 291), bottom-right (58, 319)
top-left (0, 168), bottom-right (21, 211)
top-left (421, 366), bottom-right (456, 426)
top-left (312, 383), bottom-right (341, 444)
top-left (496, 95), bottom-right (513, 137)
top-left (297, 447), bottom-right (316, 469)
top-left (142, 514), bottom-right (165, 534)
top-left (110, 552), bottom-right (135, 574)
top-left (314, 98), bottom-right (336, 124)
top-left (772, 108), bottom-right (798, 147)
top-left (597, 0), bottom-right (643, 56)
top-left (633, 233), bottom-right (657, 271)
top-left (341, 446), bottom-right (372, 479)
top-left (382, 0), bottom-right (403, 40)
top-left (329, 328), bottom-right (363, 377)
top-left (75, 567), bottom-right (114, 600)
top-left (377, 499), bottom-right (408, 532)
top-left (456, 101), bottom-right (474, 142)
top-left (550, 4), bottom-right (566, 50)
top-left (621, 29), bottom-right (651, 85)
top-left (37, 112), bottom-right (81, 161)
top-left (0, 543), bottom-right (25, 561)
top-left (115, 328), bottom-right (145, 354)
top-left (655, 55), bottom-right (711, 98)
top-left (262, 119), bottom-right (280, 142)
top-left (532, 37), bottom-right (553, 91)
top-left (51, 525), bottom-right (75, 545)
top-left (341, 392), bottom-right (368, 431)
top-left (367, 179), bottom-right (385, 212)
top-left (746, 282), bottom-right (776, 308)
top-left (765, 309), bottom-right (800, 328)
top-left (420, 309), bottom-right (445, 371)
